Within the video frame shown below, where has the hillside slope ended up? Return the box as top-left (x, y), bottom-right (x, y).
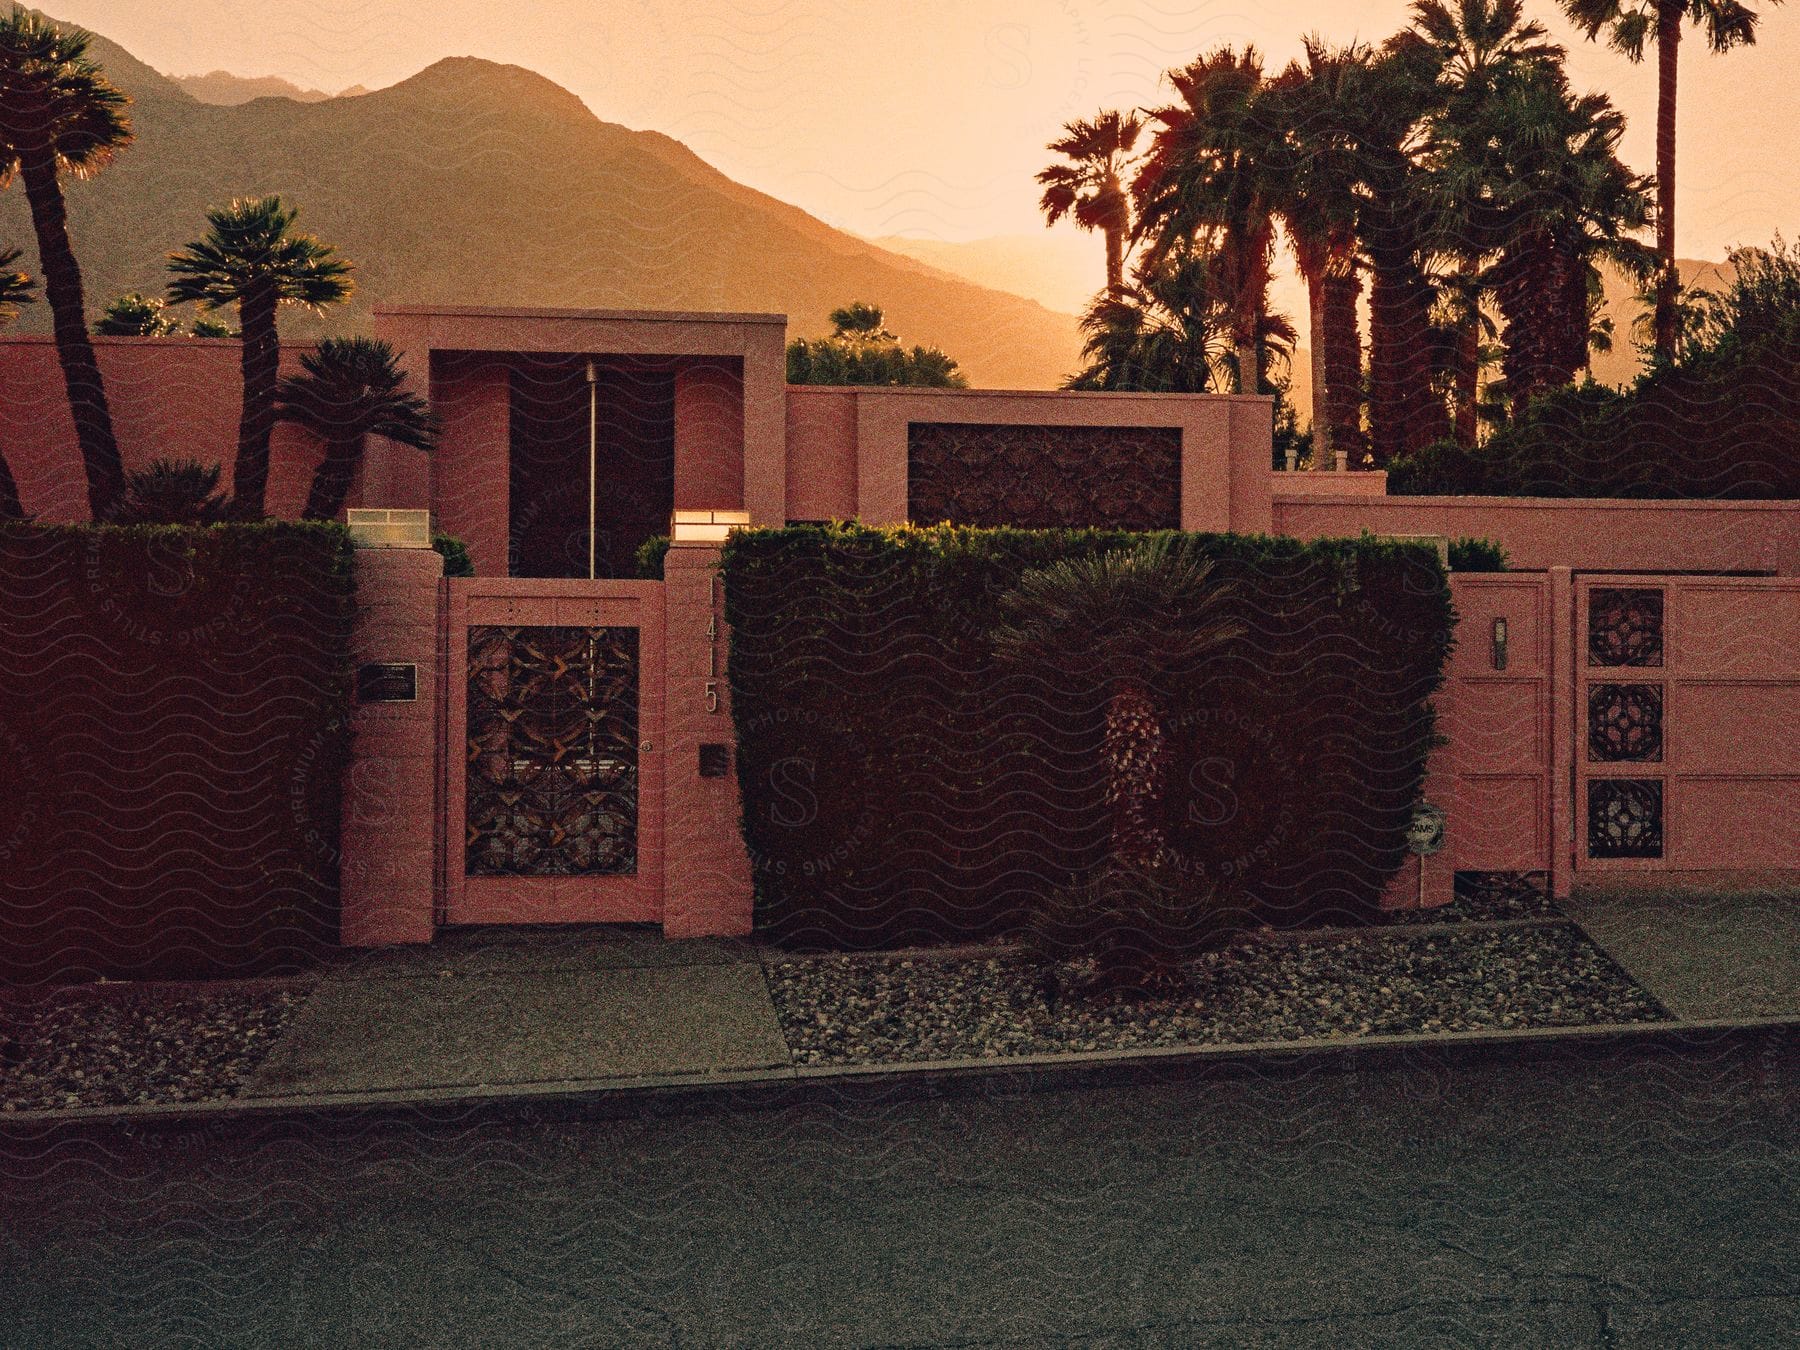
top-left (0, 25), bottom-right (1079, 388)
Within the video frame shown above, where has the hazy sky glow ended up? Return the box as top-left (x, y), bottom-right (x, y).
top-left (51, 0), bottom-right (1799, 262)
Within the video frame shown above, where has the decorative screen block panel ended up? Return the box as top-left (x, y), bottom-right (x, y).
top-left (1587, 683), bottom-right (1664, 762)
top-left (1587, 778), bottom-right (1664, 859)
top-left (907, 422), bottom-right (1181, 529)
top-left (1588, 588), bottom-right (1664, 667)
top-left (466, 626), bottom-right (639, 876)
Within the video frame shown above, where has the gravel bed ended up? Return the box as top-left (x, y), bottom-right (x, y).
top-left (0, 987), bottom-right (309, 1113)
top-left (767, 923), bottom-right (1667, 1066)
top-left (1375, 871), bottom-right (1559, 925)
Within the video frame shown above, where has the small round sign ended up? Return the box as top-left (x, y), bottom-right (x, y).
top-left (1405, 801), bottom-right (1446, 857)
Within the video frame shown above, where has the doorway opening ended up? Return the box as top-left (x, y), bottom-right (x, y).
top-left (508, 355), bottom-right (676, 578)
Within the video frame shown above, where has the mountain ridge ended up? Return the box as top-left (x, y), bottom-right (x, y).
top-left (0, 20), bottom-right (1081, 388)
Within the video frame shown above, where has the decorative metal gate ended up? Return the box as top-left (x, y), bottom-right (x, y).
top-left (1573, 574), bottom-right (1800, 876)
top-left (446, 580), bottom-right (664, 923)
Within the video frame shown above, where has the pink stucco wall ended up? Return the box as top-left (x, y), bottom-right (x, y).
top-left (1275, 493), bottom-right (1800, 575)
top-left (0, 336), bottom-right (334, 520)
top-left (339, 546), bottom-right (443, 947)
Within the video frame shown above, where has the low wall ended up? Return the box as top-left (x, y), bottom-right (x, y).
top-left (1275, 494), bottom-right (1800, 575)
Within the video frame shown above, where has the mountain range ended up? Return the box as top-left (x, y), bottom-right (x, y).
top-left (3, 14), bottom-right (1731, 403)
top-left (0, 16), bottom-right (1082, 388)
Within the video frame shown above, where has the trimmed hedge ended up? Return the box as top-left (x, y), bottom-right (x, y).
top-left (0, 523), bottom-right (356, 982)
top-left (722, 523), bottom-right (1455, 948)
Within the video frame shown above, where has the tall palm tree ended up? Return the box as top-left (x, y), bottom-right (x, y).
top-left (0, 7), bottom-right (131, 519)
top-left (1135, 47), bottom-right (1285, 394)
top-left (276, 337), bottom-right (436, 520)
top-left (1558, 0), bottom-right (1783, 362)
top-left (991, 537), bottom-right (1240, 870)
top-left (1355, 43), bottom-right (1446, 463)
top-left (1266, 39), bottom-right (1376, 466)
top-left (1036, 110), bottom-right (1145, 298)
top-left (1476, 76), bottom-right (1655, 409)
top-left (167, 196), bottom-right (353, 518)
top-left (1376, 1), bottom-right (1576, 455)
top-left (0, 243), bottom-right (33, 518)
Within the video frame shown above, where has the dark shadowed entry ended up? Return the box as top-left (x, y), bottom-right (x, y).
top-left (509, 356), bottom-right (676, 578)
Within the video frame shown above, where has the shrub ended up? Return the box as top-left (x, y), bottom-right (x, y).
top-left (635, 533), bottom-right (670, 579)
top-left (0, 522), bottom-right (356, 981)
top-left (1448, 537), bottom-right (1508, 572)
top-left (432, 531), bottom-right (475, 577)
top-left (722, 523), bottom-right (1454, 948)
top-left (114, 458), bottom-right (230, 524)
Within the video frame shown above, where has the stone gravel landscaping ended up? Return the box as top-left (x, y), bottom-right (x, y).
top-left (765, 922), bottom-right (1670, 1066)
top-left (0, 986), bottom-right (310, 1114)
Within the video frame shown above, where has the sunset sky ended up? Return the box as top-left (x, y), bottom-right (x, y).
top-left (51, 0), bottom-right (1799, 282)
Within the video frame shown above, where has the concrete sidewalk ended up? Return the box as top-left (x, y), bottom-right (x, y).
top-left (248, 927), bottom-right (789, 1099)
top-left (1562, 887), bottom-right (1800, 1021)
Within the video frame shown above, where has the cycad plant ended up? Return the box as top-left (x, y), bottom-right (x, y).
top-left (94, 291), bottom-right (178, 336)
top-left (276, 336), bottom-right (435, 520)
top-left (113, 458), bottom-right (229, 525)
top-left (0, 7), bottom-right (131, 518)
top-left (167, 196), bottom-right (353, 518)
top-left (990, 536), bottom-right (1241, 870)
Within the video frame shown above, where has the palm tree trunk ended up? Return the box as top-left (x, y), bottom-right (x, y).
top-left (1453, 312), bottom-right (1480, 447)
top-left (1652, 2), bottom-right (1681, 361)
top-left (232, 283), bottom-right (281, 518)
top-left (302, 431), bottom-right (364, 520)
top-left (18, 146), bottom-right (124, 520)
top-left (0, 449), bottom-right (24, 520)
top-left (1307, 271), bottom-right (1331, 465)
top-left (1104, 225), bottom-right (1124, 297)
top-left (1104, 677), bottom-right (1168, 870)
top-left (1320, 269), bottom-right (1365, 467)
top-left (1367, 240), bottom-right (1432, 465)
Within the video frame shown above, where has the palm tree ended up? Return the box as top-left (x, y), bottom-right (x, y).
top-left (1135, 47), bottom-right (1285, 394)
top-left (1478, 77), bottom-right (1654, 409)
top-left (0, 8), bottom-right (131, 519)
top-left (1066, 240), bottom-right (1236, 392)
top-left (0, 243), bottom-right (34, 517)
top-left (1266, 39), bottom-right (1376, 466)
top-left (167, 196), bottom-right (354, 518)
top-left (1036, 110), bottom-right (1145, 298)
top-left (1558, 0), bottom-right (1783, 362)
top-left (991, 537), bottom-right (1240, 870)
top-left (276, 337), bottom-right (435, 520)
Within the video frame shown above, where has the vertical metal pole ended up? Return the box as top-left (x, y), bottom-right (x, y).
top-left (586, 358), bottom-right (598, 580)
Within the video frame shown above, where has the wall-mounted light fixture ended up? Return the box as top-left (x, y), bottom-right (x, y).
top-left (670, 509), bottom-right (752, 545)
top-left (1492, 617), bottom-right (1509, 670)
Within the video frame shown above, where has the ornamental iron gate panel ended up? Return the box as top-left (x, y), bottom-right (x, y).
top-left (465, 626), bottom-right (639, 877)
top-left (446, 579), bottom-right (665, 925)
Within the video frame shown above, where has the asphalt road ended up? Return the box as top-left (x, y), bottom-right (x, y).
top-left (2, 1039), bottom-right (1795, 1348)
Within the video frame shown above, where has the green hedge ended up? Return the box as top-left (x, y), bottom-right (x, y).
top-left (722, 523), bottom-right (1455, 948)
top-left (0, 522), bottom-right (357, 982)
